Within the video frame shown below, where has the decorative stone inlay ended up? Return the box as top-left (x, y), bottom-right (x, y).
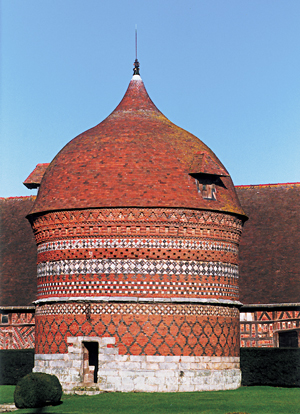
top-left (38, 238), bottom-right (238, 254)
top-left (37, 259), bottom-right (238, 278)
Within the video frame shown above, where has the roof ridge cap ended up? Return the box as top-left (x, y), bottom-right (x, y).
top-left (0, 195), bottom-right (37, 200)
top-left (235, 182), bottom-right (300, 188)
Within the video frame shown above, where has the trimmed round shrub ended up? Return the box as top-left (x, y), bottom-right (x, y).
top-left (14, 372), bottom-right (62, 408)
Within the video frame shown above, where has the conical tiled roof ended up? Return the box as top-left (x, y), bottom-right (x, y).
top-left (29, 74), bottom-right (246, 219)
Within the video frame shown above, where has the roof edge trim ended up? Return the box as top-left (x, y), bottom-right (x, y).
top-left (0, 306), bottom-right (35, 311)
top-left (235, 182), bottom-right (300, 189)
top-left (241, 303), bottom-right (300, 310)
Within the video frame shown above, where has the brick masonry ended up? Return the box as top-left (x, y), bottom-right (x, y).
top-left (31, 206), bottom-right (242, 359)
top-left (31, 208), bottom-right (242, 303)
top-left (29, 204), bottom-right (243, 390)
top-left (240, 308), bottom-right (300, 347)
top-left (1, 72), bottom-right (299, 377)
top-left (35, 302), bottom-right (239, 356)
top-left (27, 74), bottom-right (246, 392)
top-left (0, 311), bottom-right (35, 349)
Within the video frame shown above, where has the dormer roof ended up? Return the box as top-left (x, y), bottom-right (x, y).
top-left (23, 163), bottom-right (50, 189)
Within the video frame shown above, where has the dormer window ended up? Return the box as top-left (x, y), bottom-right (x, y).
top-left (189, 151), bottom-right (229, 202)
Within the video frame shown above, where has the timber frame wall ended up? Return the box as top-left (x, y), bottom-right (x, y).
top-left (240, 304), bottom-right (300, 348)
top-left (0, 306), bottom-right (35, 349)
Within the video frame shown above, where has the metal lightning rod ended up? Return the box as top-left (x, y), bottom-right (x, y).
top-left (135, 25), bottom-right (138, 60)
top-left (133, 25), bottom-right (140, 75)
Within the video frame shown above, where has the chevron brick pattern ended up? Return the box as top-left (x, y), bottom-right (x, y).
top-left (0, 312), bottom-right (35, 349)
top-left (32, 208), bottom-right (243, 246)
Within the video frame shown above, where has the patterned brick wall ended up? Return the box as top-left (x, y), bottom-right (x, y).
top-left (240, 308), bottom-right (300, 347)
top-left (0, 312), bottom-right (35, 349)
top-left (35, 302), bottom-right (239, 356)
top-left (31, 207), bottom-right (243, 359)
top-left (31, 208), bottom-right (242, 303)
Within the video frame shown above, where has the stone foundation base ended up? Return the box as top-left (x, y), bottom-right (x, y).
top-left (33, 336), bottom-right (241, 393)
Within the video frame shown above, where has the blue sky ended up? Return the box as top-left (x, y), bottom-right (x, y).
top-left (1, 0), bottom-right (300, 197)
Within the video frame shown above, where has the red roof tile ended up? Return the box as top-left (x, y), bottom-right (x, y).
top-left (236, 183), bottom-right (300, 305)
top-left (28, 75), bottom-right (246, 219)
top-left (0, 197), bottom-right (37, 306)
top-left (189, 151), bottom-right (229, 176)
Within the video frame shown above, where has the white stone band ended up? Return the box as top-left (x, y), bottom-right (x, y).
top-left (34, 295), bottom-right (242, 306)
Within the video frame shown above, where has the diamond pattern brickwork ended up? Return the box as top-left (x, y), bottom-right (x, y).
top-left (38, 238), bottom-right (238, 254)
top-left (33, 207), bottom-right (242, 302)
top-left (35, 303), bottom-right (239, 356)
top-left (37, 272), bottom-right (239, 300)
top-left (32, 207), bottom-right (243, 357)
top-left (37, 259), bottom-right (238, 279)
top-left (36, 302), bottom-right (238, 317)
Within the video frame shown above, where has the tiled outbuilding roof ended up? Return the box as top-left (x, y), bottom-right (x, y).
top-left (0, 196), bottom-right (37, 306)
top-left (0, 184), bottom-right (299, 307)
top-left (28, 75), bottom-right (246, 219)
top-left (236, 183), bottom-right (300, 305)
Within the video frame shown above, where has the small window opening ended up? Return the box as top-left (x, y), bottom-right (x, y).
top-left (195, 180), bottom-right (217, 200)
top-left (1, 314), bottom-right (9, 324)
top-left (190, 173), bottom-right (224, 201)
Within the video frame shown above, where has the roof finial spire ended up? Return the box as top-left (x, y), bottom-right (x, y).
top-left (133, 25), bottom-right (140, 75)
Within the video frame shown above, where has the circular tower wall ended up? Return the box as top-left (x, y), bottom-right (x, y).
top-left (29, 72), bottom-right (246, 392)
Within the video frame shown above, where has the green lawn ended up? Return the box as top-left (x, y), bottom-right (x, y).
top-left (0, 386), bottom-right (299, 414)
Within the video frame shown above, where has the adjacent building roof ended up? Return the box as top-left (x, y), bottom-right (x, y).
top-left (0, 197), bottom-right (37, 306)
top-left (1, 184), bottom-right (299, 307)
top-left (237, 183), bottom-right (300, 305)
top-left (28, 74), bottom-right (246, 219)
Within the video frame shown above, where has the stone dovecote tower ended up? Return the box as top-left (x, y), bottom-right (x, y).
top-left (28, 62), bottom-right (247, 393)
